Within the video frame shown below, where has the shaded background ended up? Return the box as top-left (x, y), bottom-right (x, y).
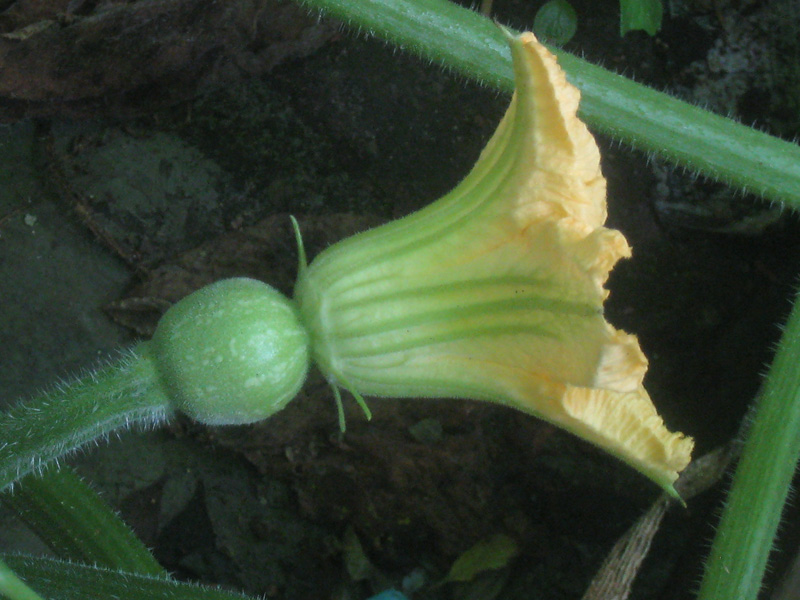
top-left (1, 0), bottom-right (800, 598)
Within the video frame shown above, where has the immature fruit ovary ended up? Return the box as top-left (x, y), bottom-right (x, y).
top-left (151, 278), bottom-right (310, 425)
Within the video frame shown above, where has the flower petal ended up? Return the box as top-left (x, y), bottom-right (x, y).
top-left (295, 32), bottom-right (693, 495)
top-left (561, 384), bottom-right (694, 494)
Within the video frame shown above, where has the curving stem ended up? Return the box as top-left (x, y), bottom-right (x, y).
top-left (0, 345), bottom-right (170, 492)
top-left (0, 278), bottom-right (311, 492)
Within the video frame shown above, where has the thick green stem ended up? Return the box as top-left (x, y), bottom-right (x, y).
top-left (297, 0), bottom-right (800, 208)
top-left (0, 343), bottom-right (171, 492)
top-left (697, 290), bottom-right (800, 600)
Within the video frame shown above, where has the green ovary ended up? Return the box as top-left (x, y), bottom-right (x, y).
top-left (151, 278), bottom-right (311, 425)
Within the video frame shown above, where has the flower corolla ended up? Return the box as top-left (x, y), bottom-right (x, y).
top-left (294, 31), bottom-right (693, 496)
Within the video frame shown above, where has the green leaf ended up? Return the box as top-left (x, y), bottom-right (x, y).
top-left (1, 466), bottom-right (166, 577)
top-left (2, 555), bottom-right (258, 600)
top-left (451, 569), bottom-right (509, 600)
top-left (443, 534), bottom-right (519, 584)
top-left (534, 0), bottom-right (578, 45)
top-left (619, 0), bottom-right (662, 36)
top-left (342, 526), bottom-right (373, 581)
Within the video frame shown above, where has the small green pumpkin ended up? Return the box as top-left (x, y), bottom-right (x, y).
top-left (151, 278), bottom-right (310, 425)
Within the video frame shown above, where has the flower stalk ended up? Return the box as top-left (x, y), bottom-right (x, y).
top-left (0, 278), bottom-right (310, 492)
top-left (0, 346), bottom-right (170, 492)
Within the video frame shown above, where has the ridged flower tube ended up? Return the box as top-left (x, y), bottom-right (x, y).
top-left (295, 31), bottom-right (693, 497)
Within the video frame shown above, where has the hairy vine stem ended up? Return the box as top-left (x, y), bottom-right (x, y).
top-left (697, 289), bottom-right (800, 600)
top-left (0, 345), bottom-right (171, 493)
top-left (297, 0), bottom-right (800, 208)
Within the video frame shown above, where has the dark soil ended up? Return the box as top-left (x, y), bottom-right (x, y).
top-left (2, 0), bottom-right (800, 599)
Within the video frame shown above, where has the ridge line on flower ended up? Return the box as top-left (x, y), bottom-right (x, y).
top-left (294, 30), bottom-right (693, 497)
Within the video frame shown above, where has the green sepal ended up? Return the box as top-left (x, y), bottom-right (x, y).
top-left (290, 215), bottom-right (308, 275)
top-left (329, 378), bottom-right (373, 433)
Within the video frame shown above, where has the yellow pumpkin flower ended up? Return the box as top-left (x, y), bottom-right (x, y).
top-left (294, 31), bottom-right (693, 497)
